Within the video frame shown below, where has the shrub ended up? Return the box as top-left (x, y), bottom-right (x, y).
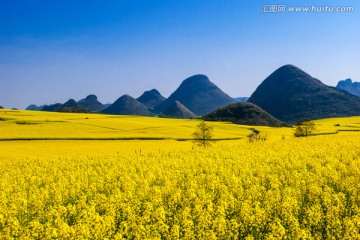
top-left (294, 119), bottom-right (316, 137)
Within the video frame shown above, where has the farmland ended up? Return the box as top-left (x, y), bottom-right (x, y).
top-left (1, 109), bottom-right (360, 238)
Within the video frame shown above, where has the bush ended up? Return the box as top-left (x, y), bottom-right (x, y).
top-left (294, 119), bottom-right (316, 137)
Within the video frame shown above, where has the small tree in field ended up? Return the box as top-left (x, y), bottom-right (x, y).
top-left (192, 121), bottom-right (213, 148)
top-left (294, 119), bottom-right (316, 137)
top-left (248, 130), bottom-right (268, 142)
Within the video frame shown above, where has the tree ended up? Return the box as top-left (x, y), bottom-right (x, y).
top-left (192, 121), bottom-right (213, 148)
top-left (294, 119), bottom-right (316, 137)
top-left (248, 129), bottom-right (268, 142)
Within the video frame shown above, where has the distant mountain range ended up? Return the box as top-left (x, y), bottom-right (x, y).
top-left (42, 103), bottom-right (62, 112)
top-left (58, 99), bottom-right (89, 113)
top-left (22, 65), bottom-right (360, 125)
top-left (26, 104), bottom-right (43, 110)
top-left (100, 74), bottom-right (235, 118)
top-left (27, 95), bottom-right (105, 113)
top-left (336, 79), bottom-right (360, 96)
top-left (248, 65), bottom-right (360, 123)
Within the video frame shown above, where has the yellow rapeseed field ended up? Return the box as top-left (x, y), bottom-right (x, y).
top-left (0, 109), bottom-right (254, 140)
top-left (1, 109), bottom-right (360, 238)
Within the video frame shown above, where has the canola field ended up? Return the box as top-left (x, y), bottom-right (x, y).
top-left (1, 109), bottom-right (360, 238)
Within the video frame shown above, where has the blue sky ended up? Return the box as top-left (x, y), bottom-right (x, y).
top-left (1, 0), bottom-right (359, 109)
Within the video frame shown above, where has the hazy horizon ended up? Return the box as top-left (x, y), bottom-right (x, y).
top-left (1, 0), bottom-right (359, 109)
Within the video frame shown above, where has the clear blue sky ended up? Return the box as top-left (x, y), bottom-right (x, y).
top-left (1, 0), bottom-right (359, 109)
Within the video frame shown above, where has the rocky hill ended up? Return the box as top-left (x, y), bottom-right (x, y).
top-left (78, 94), bottom-right (105, 112)
top-left (203, 102), bottom-right (283, 126)
top-left (336, 79), bottom-right (360, 96)
top-left (161, 101), bottom-right (197, 119)
top-left (248, 65), bottom-right (360, 123)
top-left (153, 74), bottom-right (236, 115)
top-left (102, 94), bottom-right (152, 116)
top-left (137, 89), bottom-right (166, 108)
top-left (58, 99), bottom-right (89, 113)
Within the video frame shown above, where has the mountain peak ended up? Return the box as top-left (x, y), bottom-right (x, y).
top-left (121, 94), bottom-right (133, 99)
top-left (181, 74), bottom-right (210, 83)
top-left (102, 94), bottom-right (152, 116)
top-left (137, 89), bottom-right (166, 108)
top-left (85, 94), bottom-right (98, 101)
top-left (249, 65), bottom-right (360, 122)
top-left (278, 64), bottom-right (299, 70)
top-left (161, 101), bottom-right (197, 119)
top-left (178, 74), bottom-right (216, 91)
top-left (336, 78), bottom-right (356, 87)
top-left (58, 99), bottom-right (89, 113)
top-left (149, 89), bottom-right (162, 96)
top-left (62, 99), bottom-right (78, 108)
top-left (344, 78), bottom-right (353, 84)
top-left (153, 74), bottom-right (235, 115)
top-left (336, 78), bottom-right (360, 96)
top-left (268, 65), bottom-right (313, 83)
top-left (77, 94), bottom-right (104, 112)
top-left (26, 104), bottom-right (39, 110)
